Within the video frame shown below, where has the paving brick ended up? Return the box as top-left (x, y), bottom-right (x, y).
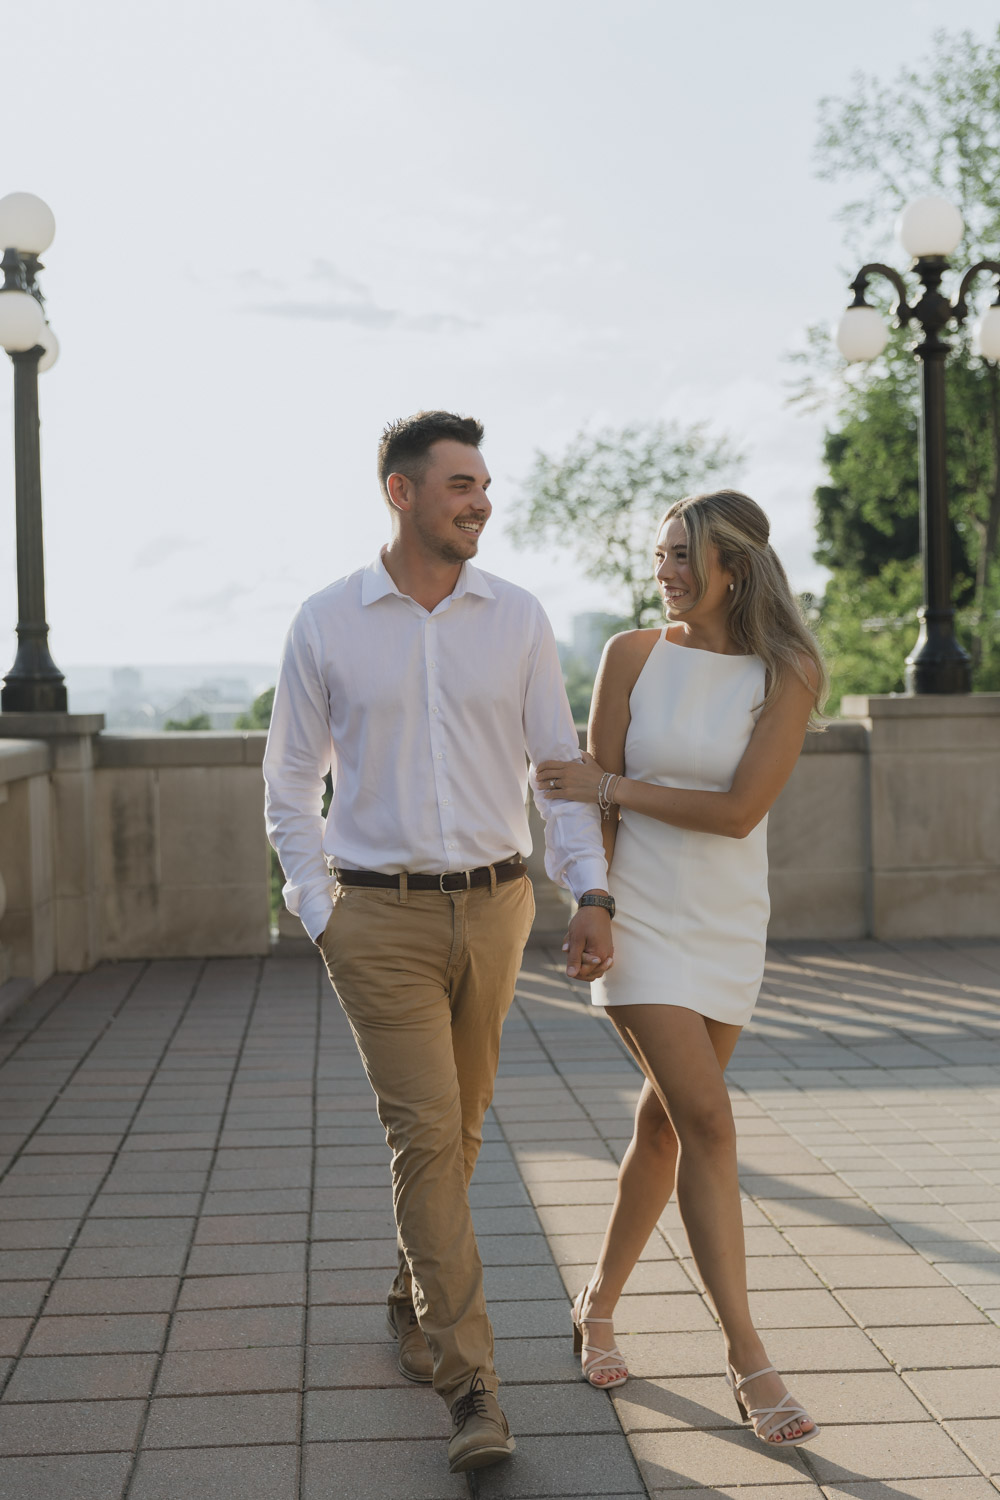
top-left (821, 1481), bottom-right (999, 1499)
top-left (804, 1420), bottom-right (976, 1481)
top-left (155, 1345), bottom-right (302, 1395)
top-left (305, 1340), bottom-right (414, 1389)
top-left (940, 1417), bottom-right (1000, 1474)
top-left (176, 1271), bottom-right (306, 1311)
top-left (74, 1217), bottom-right (195, 1249)
top-left (0, 1452), bottom-right (132, 1499)
top-left (142, 1391), bottom-right (299, 1448)
top-left (202, 1188), bottom-right (310, 1215)
top-left (44, 1276), bottom-right (179, 1317)
top-left (194, 1214), bottom-right (309, 1244)
top-left (4, 1352), bottom-right (158, 1402)
top-left (746, 1289), bottom-right (853, 1327)
top-left (647, 1487), bottom-right (823, 1499)
top-left (302, 1437), bottom-right (467, 1499)
top-left (837, 1287), bottom-right (987, 1326)
top-left (628, 1424), bottom-right (814, 1489)
top-left (25, 1313), bottom-right (168, 1355)
top-left (60, 1247), bottom-right (187, 1279)
top-left (166, 1305), bottom-right (304, 1351)
top-left (0, 1317), bottom-right (31, 1355)
top-left (89, 1193), bottom-right (202, 1219)
top-left (186, 1242), bottom-right (307, 1276)
top-left (0, 1398), bottom-right (145, 1455)
top-left (304, 1384), bottom-right (450, 1440)
top-left (806, 1255), bottom-right (950, 1289)
top-left (0, 1282), bottom-right (48, 1317)
top-left (0, 1220), bottom-right (77, 1250)
top-left (867, 1327), bottom-right (1000, 1386)
top-left (0, 1250), bottom-right (62, 1281)
top-left (613, 1369), bottom-right (924, 1433)
top-left (128, 1444), bottom-right (298, 1500)
top-left (903, 1366), bottom-right (1000, 1419)
top-left (784, 1224), bottom-right (913, 1256)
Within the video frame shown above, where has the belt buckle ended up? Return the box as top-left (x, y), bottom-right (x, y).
top-left (439, 869), bottom-right (472, 893)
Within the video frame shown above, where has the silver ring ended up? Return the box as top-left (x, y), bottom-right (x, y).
top-left (550, 779), bottom-right (557, 789)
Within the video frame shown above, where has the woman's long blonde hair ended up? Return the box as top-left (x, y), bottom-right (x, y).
top-left (661, 489), bottom-right (828, 727)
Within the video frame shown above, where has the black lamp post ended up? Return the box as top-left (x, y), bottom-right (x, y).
top-left (836, 195), bottom-right (1000, 695)
top-left (0, 192), bottom-right (65, 713)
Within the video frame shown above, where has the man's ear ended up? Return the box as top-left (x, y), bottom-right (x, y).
top-left (386, 471), bottom-right (412, 513)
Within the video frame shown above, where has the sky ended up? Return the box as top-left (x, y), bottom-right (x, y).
top-left (1, 0), bottom-right (999, 675)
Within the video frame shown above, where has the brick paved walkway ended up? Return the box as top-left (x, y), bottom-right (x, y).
top-left (0, 940), bottom-right (999, 1498)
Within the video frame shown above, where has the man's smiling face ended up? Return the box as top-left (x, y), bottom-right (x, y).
top-left (404, 439), bottom-right (492, 565)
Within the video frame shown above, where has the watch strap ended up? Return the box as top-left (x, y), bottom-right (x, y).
top-left (578, 892), bottom-right (615, 919)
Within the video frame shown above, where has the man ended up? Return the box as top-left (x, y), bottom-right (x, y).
top-left (264, 410), bottom-right (614, 1475)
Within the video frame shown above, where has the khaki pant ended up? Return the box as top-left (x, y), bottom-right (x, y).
top-left (318, 875), bottom-right (535, 1403)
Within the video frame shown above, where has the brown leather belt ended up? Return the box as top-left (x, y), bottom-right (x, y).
top-left (333, 857), bottom-right (526, 893)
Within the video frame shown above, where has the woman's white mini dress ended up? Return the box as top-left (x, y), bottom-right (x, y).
top-left (593, 630), bottom-right (769, 1026)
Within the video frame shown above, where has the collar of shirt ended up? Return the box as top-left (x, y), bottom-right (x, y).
top-left (361, 552), bottom-right (496, 612)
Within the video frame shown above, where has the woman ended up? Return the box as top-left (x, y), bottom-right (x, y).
top-left (537, 489), bottom-right (826, 1447)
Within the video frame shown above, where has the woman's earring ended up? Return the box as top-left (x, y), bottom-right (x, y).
top-left (728, 582), bottom-right (735, 592)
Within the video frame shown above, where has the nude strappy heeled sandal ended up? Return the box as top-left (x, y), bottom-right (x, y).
top-left (726, 1363), bottom-right (819, 1445)
top-left (571, 1288), bottom-right (629, 1389)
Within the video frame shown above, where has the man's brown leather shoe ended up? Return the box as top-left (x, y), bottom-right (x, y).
top-left (385, 1302), bottom-right (433, 1383)
top-left (448, 1373), bottom-right (515, 1474)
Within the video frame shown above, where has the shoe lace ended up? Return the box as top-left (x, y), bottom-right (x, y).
top-left (451, 1373), bottom-right (489, 1433)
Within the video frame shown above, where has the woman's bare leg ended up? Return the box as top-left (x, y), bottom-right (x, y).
top-left (583, 1004), bottom-right (812, 1441)
top-left (577, 1020), bottom-right (738, 1385)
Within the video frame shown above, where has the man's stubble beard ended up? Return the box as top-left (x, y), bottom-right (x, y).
top-left (412, 508), bottom-right (480, 566)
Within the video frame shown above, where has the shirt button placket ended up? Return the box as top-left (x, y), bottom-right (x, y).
top-left (426, 619), bottom-right (455, 865)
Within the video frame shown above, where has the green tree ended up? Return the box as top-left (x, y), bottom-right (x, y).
top-left (507, 422), bottom-right (742, 628)
top-left (234, 686), bottom-right (275, 730)
top-left (164, 712), bottom-right (212, 731)
top-left (800, 26), bottom-right (1000, 700)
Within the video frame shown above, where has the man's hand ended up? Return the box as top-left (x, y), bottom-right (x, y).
top-left (562, 897), bottom-right (614, 983)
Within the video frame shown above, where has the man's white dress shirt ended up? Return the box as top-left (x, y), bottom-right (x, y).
top-left (263, 554), bottom-right (608, 941)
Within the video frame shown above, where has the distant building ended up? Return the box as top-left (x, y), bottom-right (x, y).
top-left (160, 678), bottom-right (253, 730)
top-left (107, 667), bottom-right (158, 729)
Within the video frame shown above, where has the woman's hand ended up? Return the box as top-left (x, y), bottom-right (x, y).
top-left (535, 750), bottom-right (607, 804)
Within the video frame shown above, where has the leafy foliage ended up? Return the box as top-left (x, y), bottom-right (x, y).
top-left (164, 712), bottom-right (212, 731)
top-left (507, 422), bottom-right (742, 628)
top-left (234, 686), bottom-right (275, 730)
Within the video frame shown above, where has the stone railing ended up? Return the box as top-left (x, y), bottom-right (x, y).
top-left (0, 693), bottom-right (998, 989)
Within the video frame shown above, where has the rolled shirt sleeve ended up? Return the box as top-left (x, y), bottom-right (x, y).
top-left (522, 602), bottom-right (609, 899)
top-left (263, 602), bottom-right (337, 942)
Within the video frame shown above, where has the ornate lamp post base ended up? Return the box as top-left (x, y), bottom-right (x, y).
top-left (905, 609), bottom-right (973, 694)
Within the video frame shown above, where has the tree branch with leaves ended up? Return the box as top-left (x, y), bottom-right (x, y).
top-left (507, 421), bottom-right (742, 629)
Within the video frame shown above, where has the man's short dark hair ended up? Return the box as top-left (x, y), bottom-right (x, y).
top-left (378, 410), bottom-right (485, 501)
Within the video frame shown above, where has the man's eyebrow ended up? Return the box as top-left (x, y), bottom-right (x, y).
top-left (449, 473), bottom-right (491, 486)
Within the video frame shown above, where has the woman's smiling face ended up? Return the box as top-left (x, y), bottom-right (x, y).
top-left (654, 516), bottom-right (734, 620)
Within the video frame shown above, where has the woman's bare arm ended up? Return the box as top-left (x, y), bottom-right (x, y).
top-left (539, 654), bottom-right (818, 840)
top-left (585, 630), bottom-right (661, 863)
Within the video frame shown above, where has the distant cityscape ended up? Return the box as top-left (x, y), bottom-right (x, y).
top-left (61, 614), bottom-right (625, 730)
top-left (62, 663), bottom-right (278, 730)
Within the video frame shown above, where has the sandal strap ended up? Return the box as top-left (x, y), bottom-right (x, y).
top-left (582, 1343), bottom-right (626, 1372)
top-left (732, 1364), bottom-right (776, 1390)
top-left (748, 1394), bottom-right (811, 1437)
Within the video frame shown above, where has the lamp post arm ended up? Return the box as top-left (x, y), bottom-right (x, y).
top-left (849, 262), bottom-right (915, 323)
top-left (953, 259), bottom-right (1000, 324)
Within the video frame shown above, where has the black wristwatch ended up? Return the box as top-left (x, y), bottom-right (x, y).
top-left (578, 893), bottom-right (615, 920)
